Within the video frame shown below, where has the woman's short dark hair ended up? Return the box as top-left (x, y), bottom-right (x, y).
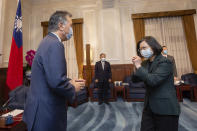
top-left (48, 11), bottom-right (72, 32)
top-left (136, 36), bottom-right (162, 57)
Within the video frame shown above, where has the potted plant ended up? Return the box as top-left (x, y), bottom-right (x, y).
top-left (25, 50), bottom-right (36, 80)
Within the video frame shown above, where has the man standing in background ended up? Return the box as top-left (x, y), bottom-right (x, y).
top-left (162, 46), bottom-right (178, 80)
top-left (95, 53), bottom-right (112, 105)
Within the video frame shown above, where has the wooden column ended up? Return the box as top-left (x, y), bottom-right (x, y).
top-left (132, 18), bottom-right (145, 44)
top-left (41, 22), bottom-right (48, 38)
top-left (182, 15), bottom-right (197, 73)
top-left (85, 44), bottom-right (92, 87)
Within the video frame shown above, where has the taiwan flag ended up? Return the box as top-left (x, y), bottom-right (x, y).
top-left (6, 0), bottom-right (23, 90)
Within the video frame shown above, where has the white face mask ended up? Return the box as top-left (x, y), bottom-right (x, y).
top-left (101, 58), bottom-right (106, 62)
top-left (163, 50), bottom-right (168, 55)
top-left (140, 48), bottom-right (153, 58)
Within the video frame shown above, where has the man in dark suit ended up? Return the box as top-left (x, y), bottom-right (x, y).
top-left (162, 46), bottom-right (178, 79)
top-left (23, 11), bottom-right (85, 131)
top-left (95, 53), bottom-right (112, 105)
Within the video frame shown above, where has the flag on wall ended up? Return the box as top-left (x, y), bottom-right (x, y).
top-left (6, 0), bottom-right (23, 90)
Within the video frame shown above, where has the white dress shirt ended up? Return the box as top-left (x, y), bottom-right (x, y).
top-left (51, 32), bottom-right (61, 42)
top-left (101, 61), bottom-right (105, 70)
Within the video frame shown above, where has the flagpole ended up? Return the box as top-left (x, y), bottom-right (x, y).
top-left (17, 0), bottom-right (22, 5)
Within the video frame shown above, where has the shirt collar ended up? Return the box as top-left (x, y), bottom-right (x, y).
top-left (162, 53), bottom-right (167, 58)
top-left (51, 32), bottom-right (61, 42)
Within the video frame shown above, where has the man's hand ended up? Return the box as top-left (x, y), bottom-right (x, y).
top-left (108, 79), bottom-right (112, 82)
top-left (70, 79), bottom-right (86, 92)
top-left (95, 79), bottom-right (98, 83)
top-left (132, 56), bottom-right (142, 69)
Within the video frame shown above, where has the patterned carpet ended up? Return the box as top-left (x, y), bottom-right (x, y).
top-left (67, 99), bottom-right (197, 131)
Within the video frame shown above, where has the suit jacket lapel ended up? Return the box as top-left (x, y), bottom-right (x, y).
top-left (98, 61), bottom-right (103, 71)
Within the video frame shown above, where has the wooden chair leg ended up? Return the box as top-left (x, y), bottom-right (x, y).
top-left (190, 87), bottom-right (195, 101)
top-left (123, 88), bottom-right (126, 101)
top-left (194, 87), bottom-right (197, 102)
top-left (176, 86), bottom-right (182, 102)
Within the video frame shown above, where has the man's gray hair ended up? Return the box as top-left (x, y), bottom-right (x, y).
top-left (48, 11), bottom-right (72, 32)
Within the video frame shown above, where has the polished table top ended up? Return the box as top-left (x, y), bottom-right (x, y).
top-left (0, 110), bottom-right (26, 131)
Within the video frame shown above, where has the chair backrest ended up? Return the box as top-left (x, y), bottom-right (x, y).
top-left (124, 76), bottom-right (146, 88)
top-left (8, 85), bottom-right (29, 109)
top-left (181, 73), bottom-right (197, 86)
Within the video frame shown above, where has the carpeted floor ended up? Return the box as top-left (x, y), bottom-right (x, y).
top-left (67, 99), bottom-right (197, 131)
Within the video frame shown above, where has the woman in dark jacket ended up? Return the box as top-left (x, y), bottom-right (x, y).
top-left (132, 36), bottom-right (180, 131)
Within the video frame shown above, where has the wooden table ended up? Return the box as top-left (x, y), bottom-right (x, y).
top-left (175, 85), bottom-right (182, 102)
top-left (0, 111), bottom-right (26, 131)
top-left (176, 85), bottom-right (193, 102)
top-left (114, 86), bottom-right (126, 100)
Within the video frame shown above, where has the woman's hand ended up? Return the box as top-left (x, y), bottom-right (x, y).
top-left (132, 56), bottom-right (142, 69)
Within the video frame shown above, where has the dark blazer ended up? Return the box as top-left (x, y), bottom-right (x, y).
top-left (167, 55), bottom-right (177, 77)
top-left (95, 61), bottom-right (112, 82)
top-left (23, 33), bottom-right (75, 131)
top-left (133, 54), bottom-right (180, 115)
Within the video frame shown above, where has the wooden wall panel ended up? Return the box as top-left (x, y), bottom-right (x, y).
top-left (0, 68), bottom-right (10, 106)
top-left (83, 64), bottom-right (134, 86)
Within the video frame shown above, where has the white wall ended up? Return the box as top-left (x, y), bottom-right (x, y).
top-left (28, 0), bottom-right (138, 65)
top-left (1, 0), bottom-right (197, 67)
top-left (0, 0), bottom-right (32, 67)
top-left (1, 0), bottom-right (18, 67)
top-left (0, 0), bottom-right (6, 67)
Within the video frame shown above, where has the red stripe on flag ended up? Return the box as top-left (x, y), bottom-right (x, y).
top-left (6, 37), bottom-right (23, 90)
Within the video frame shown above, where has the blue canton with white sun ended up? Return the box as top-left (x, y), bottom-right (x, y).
top-left (14, 15), bottom-right (22, 33)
